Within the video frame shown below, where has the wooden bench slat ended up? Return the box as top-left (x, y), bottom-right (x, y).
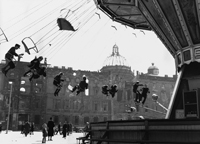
top-left (91, 138), bottom-right (200, 144)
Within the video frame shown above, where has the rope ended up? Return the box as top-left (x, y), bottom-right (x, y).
top-left (39, 3), bottom-right (96, 57)
top-left (8, 0), bottom-right (77, 41)
top-left (3, 0), bottom-right (54, 30)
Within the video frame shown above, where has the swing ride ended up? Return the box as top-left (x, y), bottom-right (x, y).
top-left (0, 0), bottom-right (200, 142)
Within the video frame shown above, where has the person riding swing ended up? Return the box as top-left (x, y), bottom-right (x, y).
top-left (2, 44), bottom-right (23, 76)
top-left (23, 56), bottom-right (44, 81)
top-left (71, 75), bottom-right (88, 95)
top-left (133, 81), bottom-right (143, 103)
top-left (53, 72), bottom-right (65, 96)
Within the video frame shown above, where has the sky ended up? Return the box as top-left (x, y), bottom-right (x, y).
top-left (0, 0), bottom-right (176, 77)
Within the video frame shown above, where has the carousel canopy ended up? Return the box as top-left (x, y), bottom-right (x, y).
top-left (96, 0), bottom-right (200, 70)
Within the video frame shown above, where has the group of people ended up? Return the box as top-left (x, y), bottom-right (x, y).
top-left (53, 72), bottom-right (88, 96)
top-left (102, 84), bottom-right (118, 98)
top-left (1, 44), bottom-right (89, 97)
top-left (41, 117), bottom-right (73, 143)
top-left (21, 121), bottom-right (35, 136)
top-left (133, 81), bottom-right (150, 105)
top-left (1, 43), bottom-right (46, 81)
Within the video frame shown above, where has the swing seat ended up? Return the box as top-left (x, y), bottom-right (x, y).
top-left (57, 18), bottom-right (76, 31)
top-left (21, 37), bottom-right (38, 55)
top-left (22, 41), bottom-right (31, 55)
top-left (0, 27), bottom-right (8, 44)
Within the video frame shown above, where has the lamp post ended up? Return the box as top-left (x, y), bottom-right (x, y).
top-left (152, 94), bottom-right (168, 111)
top-left (6, 81), bottom-right (13, 134)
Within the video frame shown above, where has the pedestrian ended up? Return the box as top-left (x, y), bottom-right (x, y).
top-left (1, 44), bottom-right (23, 76)
top-left (42, 123), bottom-right (48, 143)
top-left (62, 121), bottom-right (67, 138)
top-left (69, 123), bottom-right (73, 134)
top-left (30, 122), bottom-right (34, 135)
top-left (84, 122), bottom-right (90, 136)
top-left (47, 117), bottom-right (55, 141)
top-left (0, 122), bottom-right (2, 133)
top-left (24, 121), bottom-right (30, 137)
top-left (21, 121), bottom-right (25, 134)
top-left (58, 122), bottom-right (62, 135)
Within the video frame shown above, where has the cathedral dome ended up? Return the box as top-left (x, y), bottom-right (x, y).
top-left (101, 44), bottom-right (131, 72)
top-left (102, 44), bottom-right (129, 67)
top-left (148, 63), bottom-right (159, 75)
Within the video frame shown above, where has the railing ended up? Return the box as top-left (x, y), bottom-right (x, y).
top-left (88, 119), bottom-right (200, 144)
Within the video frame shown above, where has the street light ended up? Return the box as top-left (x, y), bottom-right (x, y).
top-left (6, 81), bottom-right (13, 134)
top-left (152, 94), bottom-right (168, 111)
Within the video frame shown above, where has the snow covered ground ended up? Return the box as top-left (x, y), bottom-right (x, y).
top-left (0, 131), bottom-right (84, 144)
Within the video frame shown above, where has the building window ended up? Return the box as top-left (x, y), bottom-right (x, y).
top-left (34, 115), bottom-right (40, 125)
top-left (117, 90), bottom-right (123, 102)
top-left (65, 100), bottom-right (69, 109)
top-left (35, 82), bottom-right (43, 93)
top-left (93, 116), bottom-right (98, 122)
top-left (103, 117), bottom-right (107, 121)
top-left (35, 101), bottom-right (39, 109)
top-left (84, 116), bottom-right (90, 124)
top-left (94, 103), bottom-right (98, 111)
top-left (21, 80), bottom-right (25, 85)
top-left (103, 103), bottom-right (108, 112)
top-left (75, 116), bottom-right (79, 125)
top-left (127, 90), bottom-right (131, 101)
top-left (54, 116), bottom-right (59, 124)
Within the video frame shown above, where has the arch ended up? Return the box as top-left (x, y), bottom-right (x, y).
top-left (20, 87), bottom-right (26, 92)
top-left (21, 37), bottom-right (38, 55)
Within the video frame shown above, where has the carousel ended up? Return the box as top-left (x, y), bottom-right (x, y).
top-left (96, 0), bottom-right (200, 120)
top-left (84, 1), bottom-right (200, 143)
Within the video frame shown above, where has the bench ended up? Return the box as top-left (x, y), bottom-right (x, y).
top-left (90, 138), bottom-right (200, 144)
top-left (76, 137), bottom-right (90, 144)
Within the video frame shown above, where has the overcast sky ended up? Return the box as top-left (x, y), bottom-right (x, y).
top-left (0, 0), bottom-right (176, 77)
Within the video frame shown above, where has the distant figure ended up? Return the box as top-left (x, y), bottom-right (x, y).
top-left (24, 121), bottom-right (30, 137)
top-left (62, 121), bottom-right (67, 138)
top-left (42, 123), bottom-right (48, 143)
top-left (84, 122), bottom-right (90, 136)
top-left (140, 84), bottom-right (150, 105)
top-left (1, 44), bottom-right (23, 76)
top-left (53, 72), bottom-right (64, 96)
top-left (58, 122), bottom-right (62, 135)
top-left (66, 121), bottom-right (70, 136)
top-left (21, 121), bottom-right (25, 134)
top-left (133, 81), bottom-right (143, 103)
top-left (30, 122), bottom-right (34, 135)
top-left (47, 117), bottom-right (55, 141)
top-left (69, 122), bottom-right (73, 134)
top-left (71, 75), bottom-right (88, 95)
top-left (0, 122), bottom-right (2, 133)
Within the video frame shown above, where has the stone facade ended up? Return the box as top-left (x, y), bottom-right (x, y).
top-left (0, 45), bottom-right (177, 130)
top-left (0, 61), bottom-right (176, 130)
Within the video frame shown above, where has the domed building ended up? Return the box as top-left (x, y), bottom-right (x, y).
top-left (101, 44), bottom-right (134, 82)
top-left (0, 44), bottom-right (177, 130)
top-left (147, 63), bottom-right (159, 75)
